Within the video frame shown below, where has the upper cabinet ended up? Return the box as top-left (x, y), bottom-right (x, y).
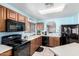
top-left (7, 8), bottom-right (26, 22)
top-left (25, 21), bottom-right (35, 33)
top-left (25, 17), bottom-right (31, 32)
top-left (0, 6), bottom-right (6, 32)
top-left (36, 23), bottom-right (44, 30)
top-left (17, 14), bottom-right (26, 23)
top-left (30, 23), bottom-right (35, 33)
top-left (0, 5), bottom-right (30, 32)
top-left (7, 9), bottom-right (17, 21)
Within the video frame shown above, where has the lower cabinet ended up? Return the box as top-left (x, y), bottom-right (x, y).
top-left (49, 37), bottom-right (60, 47)
top-left (30, 36), bottom-right (60, 55)
top-left (30, 37), bottom-right (42, 55)
top-left (0, 50), bottom-right (12, 56)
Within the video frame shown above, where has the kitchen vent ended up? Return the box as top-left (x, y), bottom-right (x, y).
top-left (45, 3), bottom-right (54, 8)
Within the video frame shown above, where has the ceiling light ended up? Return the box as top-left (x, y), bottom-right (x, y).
top-left (39, 4), bottom-right (66, 15)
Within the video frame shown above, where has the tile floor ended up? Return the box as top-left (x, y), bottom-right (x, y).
top-left (32, 46), bottom-right (54, 56)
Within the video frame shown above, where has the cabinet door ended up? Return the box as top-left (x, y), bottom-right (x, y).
top-left (30, 23), bottom-right (35, 33)
top-left (25, 17), bottom-right (31, 32)
top-left (38, 37), bottom-right (42, 46)
top-left (36, 23), bottom-right (44, 30)
top-left (30, 37), bottom-right (42, 55)
top-left (0, 50), bottom-right (12, 56)
top-left (25, 17), bottom-right (28, 32)
top-left (7, 9), bottom-right (17, 21)
top-left (49, 37), bottom-right (60, 47)
top-left (49, 37), bottom-right (54, 47)
top-left (53, 37), bottom-right (60, 47)
top-left (30, 39), bottom-right (36, 55)
top-left (0, 6), bottom-right (6, 32)
top-left (17, 14), bottom-right (25, 23)
top-left (36, 37), bottom-right (42, 49)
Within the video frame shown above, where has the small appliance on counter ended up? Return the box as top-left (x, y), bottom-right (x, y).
top-left (1, 34), bottom-right (30, 56)
top-left (42, 31), bottom-right (47, 35)
top-left (44, 31), bottom-right (47, 35)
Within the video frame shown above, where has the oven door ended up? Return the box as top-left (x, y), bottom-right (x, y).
top-left (13, 42), bottom-right (30, 56)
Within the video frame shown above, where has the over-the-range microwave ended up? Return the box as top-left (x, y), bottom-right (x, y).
top-left (6, 19), bottom-right (25, 32)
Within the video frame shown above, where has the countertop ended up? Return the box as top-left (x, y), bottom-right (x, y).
top-left (0, 44), bottom-right (12, 54)
top-left (26, 34), bottom-right (60, 41)
top-left (27, 35), bottom-right (41, 41)
top-left (49, 42), bottom-right (79, 56)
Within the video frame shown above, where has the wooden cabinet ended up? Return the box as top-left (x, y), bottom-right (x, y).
top-left (17, 14), bottom-right (25, 22)
top-left (49, 37), bottom-right (60, 47)
top-left (7, 9), bottom-right (17, 21)
top-left (53, 37), bottom-right (60, 47)
top-left (30, 23), bottom-right (35, 33)
top-left (30, 36), bottom-right (42, 55)
top-left (30, 39), bottom-right (36, 55)
top-left (0, 6), bottom-right (6, 32)
top-left (25, 17), bottom-right (29, 32)
top-left (0, 5), bottom-right (29, 32)
top-left (7, 8), bottom-right (26, 22)
top-left (0, 50), bottom-right (12, 56)
top-left (38, 37), bottom-right (42, 46)
top-left (25, 18), bottom-right (31, 32)
top-left (36, 23), bottom-right (44, 30)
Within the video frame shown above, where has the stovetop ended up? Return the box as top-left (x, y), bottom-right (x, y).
top-left (5, 40), bottom-right (28, 47)
top-left (1, 34), bottom-right (29, 47)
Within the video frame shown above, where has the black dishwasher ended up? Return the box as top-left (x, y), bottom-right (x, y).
top-left (42, 36), bottom-right (49, 46)
top-left (13, 41), bottom-right (30, 56)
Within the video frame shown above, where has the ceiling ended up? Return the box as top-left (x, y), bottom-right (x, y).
top-left (7, 3), bottom-right (79, 20)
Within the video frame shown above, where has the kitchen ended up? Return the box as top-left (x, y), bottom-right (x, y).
top-left (0, 3), bottom-right (79, 56)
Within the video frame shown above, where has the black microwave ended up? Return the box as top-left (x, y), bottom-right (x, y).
top-left (6, 19), bottom-right (25, 32)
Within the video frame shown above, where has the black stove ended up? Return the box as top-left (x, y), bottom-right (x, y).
top-left (1, 34), bottom-right (30, 56)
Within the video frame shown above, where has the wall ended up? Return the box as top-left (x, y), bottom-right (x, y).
top-left (77, 13), bottom-right (79, 24)
top-left (40, 14), bottom-right (78, 36)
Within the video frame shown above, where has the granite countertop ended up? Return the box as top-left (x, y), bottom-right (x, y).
top-left (0, 44), bottom-right (12, 54)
